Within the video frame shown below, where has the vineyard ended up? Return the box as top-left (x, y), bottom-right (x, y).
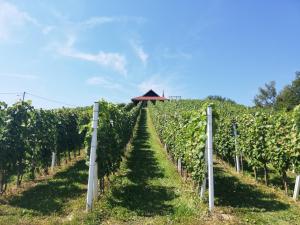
top-left (0, 100), bottom-right (140, 194)
top-left (149, 100), bottom-right (300, 196)
top-left (0, 100), bottom-right (89, 193)
top-left (0, 98), bottom-right (300, 224)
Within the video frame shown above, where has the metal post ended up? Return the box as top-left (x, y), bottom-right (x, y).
top-left (51, 152), bottom-right (56, 171)
top-left (93, 161), bottom-right (98, 199)
top-left (233, 123), bottom-right (240, 173)
top-left (207, 106), bottom-right (214, 212)
top-left (22, 91), bottom-right (26, 102)
top-left (293, 175), bottom-right (300, 201)
top-left (86, 102), bottom-right (99, 212)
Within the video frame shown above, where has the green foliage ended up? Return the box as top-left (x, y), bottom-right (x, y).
top-left (266, 113), bottom-right (295, 175)
top-left (206, 95), bottom-right (236, 104)
top-left (85, 101), bottom-right (141, 179)
top-left (275, 72), bottom-right (300, 111)
top-left (0, 100), bottom-right (90, 193)
top-left (253, 81), bottom-right (277, 108)
top-left (149, 100), bottom-right (212, 182)
top-left (0, 101), bottom-right (9, 193)
top-left (239, 111), bottom-right (270, 169)
top-left (27, 109), bottom-right (57, 178)
top-left (292, 106), bottom-right (300, 173)
top-left (211, 100), bottom-right (300, 189)
top-left (150, 99), bottom-right (300, 191)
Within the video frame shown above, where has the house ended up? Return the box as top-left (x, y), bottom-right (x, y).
top-left (131, 89), bottom-right (168, 105)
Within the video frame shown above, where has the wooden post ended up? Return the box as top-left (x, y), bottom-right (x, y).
top-left (207, 106), bottom-right (214, 212)
top-left (86, 102), bottom-right (99, 212)
top-left (293, 175), bottom-right (300, 201)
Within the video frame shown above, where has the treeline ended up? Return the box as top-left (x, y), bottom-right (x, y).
top-left (0, 100), bottom-right (91, 194)
top-left (254, 71), bottom-right (300, 111)
top-left (85, 101), bottom-right (141, 192)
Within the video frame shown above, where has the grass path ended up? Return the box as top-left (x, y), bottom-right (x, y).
top-left (75, 108), bottom-right (211, 225)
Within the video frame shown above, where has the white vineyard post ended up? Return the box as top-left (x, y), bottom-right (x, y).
top-left (51, 152), bottom-right (56, 171)
top-left (292, 164), bottom-right (295, 173)
top-left (233, 123), bottom-right (240, 173)
top-left (293, 175), bottom-right (300, 201)
top-left (207, 106), bottom-right (214, 212)
top-left (93, 161), bottom-right (98, 199)
top-left (199, 176), bottom-right (207, 200)
top-left (86, 102), bottom-right (99, 212)
top-left (177, 158), bottom-right (182, 175)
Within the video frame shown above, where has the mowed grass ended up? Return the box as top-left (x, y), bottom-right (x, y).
top-left (72, 108), bottom-right (217, 225)
top-left (215, 160), bottom-right (300, 225)
top-left (0, 157), bottom-right (88, 225)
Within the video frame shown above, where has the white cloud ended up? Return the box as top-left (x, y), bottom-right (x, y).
top-left (0, 1), bottom-right (37, 40)
top-left (80, 16), bottom-right (146, 28)
top-left (80, 17), bottom-right (118, 28)
top-left (163, 48), bottom-right (192, 59)
top-left (137, 72), bottom-right (187, 99)
top-left (130, 40), bottom-right (148, 65)
top-left (0, 73), bottom-right (39, 80)
top-left (138, 75), bottom-right (180, 97)
top-left (86, 76), bottom-right (123, 90)
top-left (58, 37), bottom-right (127, 75)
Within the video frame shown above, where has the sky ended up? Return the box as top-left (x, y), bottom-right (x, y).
top-left (0, 0), bottom-right (299, 108)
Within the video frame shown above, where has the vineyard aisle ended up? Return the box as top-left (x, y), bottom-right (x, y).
top-left (0, 157), bottom-right (89, 225)
top-left (215, 160), bottom-right (300, 225)
top-left (78, 107), bottom-right (300, 225)
top-left (75, 108), bottom-right (218, 225)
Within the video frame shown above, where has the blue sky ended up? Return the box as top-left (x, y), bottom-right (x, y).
top-left (0, 0), bottom-right (299, 108)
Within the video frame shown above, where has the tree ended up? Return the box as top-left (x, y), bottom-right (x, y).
top-left (253, 81), bottom-right (277, 108)
top-left (206, 95), bottom-right (236, 104)
top-left (275, 72), bottom-right (300, 111)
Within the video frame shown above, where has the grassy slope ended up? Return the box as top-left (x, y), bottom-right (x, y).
top-left (0, 157), bottom-right (88, 225)
top-left (215, 160), bottom-right (300, 225)
top-left (73, 108), bottom-right (218, 225)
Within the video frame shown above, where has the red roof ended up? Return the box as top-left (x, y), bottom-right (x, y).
top-left (131, 89), bottom-right (168, 102)
top-left (132, 96), bottom-right (167, 101)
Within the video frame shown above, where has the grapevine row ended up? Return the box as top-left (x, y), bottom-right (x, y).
top-left (150, 99), bottom-right (300, 195)
top-left (84, 101), bottom-right (141, 190)
top-left (213, 101), bottom-right (300, 193)
top-left (149, 101), bottom-right (212, 183)
top-left (0, 99), bottom-right (140, 195)
top-left (0, 100), bottom-right (90, 193)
